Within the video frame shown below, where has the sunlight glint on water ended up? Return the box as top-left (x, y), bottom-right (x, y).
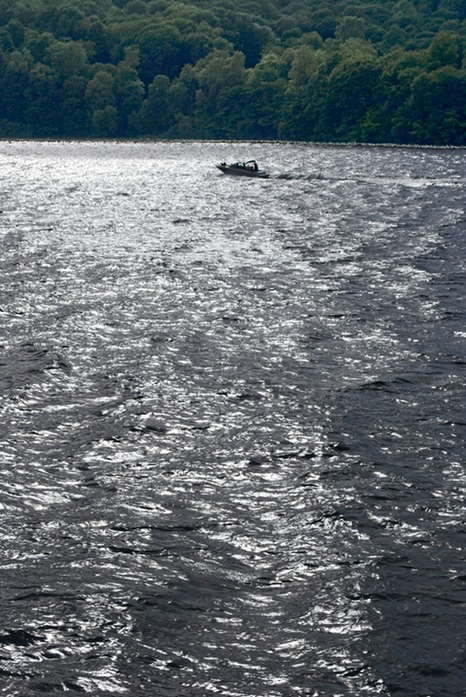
top-left (0, 140), bottom-right (465, 697)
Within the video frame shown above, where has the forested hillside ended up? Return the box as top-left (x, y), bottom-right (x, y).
top-left (0, 0), bottom-right (465, 144)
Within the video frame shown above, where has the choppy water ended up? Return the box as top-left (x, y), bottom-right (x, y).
top-left (0, 140), bottom-right (465, 697)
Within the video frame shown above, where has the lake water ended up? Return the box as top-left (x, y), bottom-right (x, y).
top-left (0, 140), bottom-right (465, 696)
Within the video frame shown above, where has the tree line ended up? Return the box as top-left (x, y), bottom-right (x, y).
top-left (0, 0), bottom-right (465, 144)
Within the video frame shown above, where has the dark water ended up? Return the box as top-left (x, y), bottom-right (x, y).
top-left (0, 141), bottom-right (465, 696)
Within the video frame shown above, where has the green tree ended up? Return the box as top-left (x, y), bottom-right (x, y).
top-left (25, 62), bottom-right (60, 135)
top-left (114, 47), bottom-right (145, 132)
top-left (125, 0), bottom-right (148, 15)
top-left (26, 31), bottom-right (54, 62)
top-left (60, 74), bottom-right (90, 135)
top-left (222, 13), bottom-right (273, 67)
top-left (91, 104), bottom-right (119, 135)
top-left (309, 9), bottom-right (337, 40)
top-left (241, 51), bottom-right (287, 138)
top-left (322, 52), bottom-right (385, 141)
top-left (425, 31), bottom-right (461, 68)
top-left (7, 19), bottom-right (26, 48)
top-left (189, 50), bottom-right (247, 136)
top-left (286, 44), bottom-right (324, 95)
top-left (335, 16), bottom-right (367, 42)
top-left (0, 28), bottom-right (15, 52)
top-left (1, 48), bottom-right (31, 124)
top-left (85, 69), bottom-right (116, 111)
top-left (196, 50), bottom-right (246, 105)
top-left (46, 39), bottom-right (88, 78)
top-left (39, 4), bottom-right (87, 40)
top-left (280, 44), bottom-right (325, 139)
top-left (137, 23), bottom-right (183, 82)
top-left (403, 66), bottom-right (466, 143)
top-left (0, 0), bottom-right (465, 143)
top-left (168, 63), bottom-right (198, 135)
top-left (85, 18), bottom-right (112, 62)
top-left (139, 73), bottom-right (173, 133)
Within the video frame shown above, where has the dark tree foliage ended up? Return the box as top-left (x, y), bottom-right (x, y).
top-left (0, 0), bottom-right (465, 143)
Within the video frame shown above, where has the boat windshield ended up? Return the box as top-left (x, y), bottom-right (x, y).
top-left (231, 160), bottom-right (259, 170)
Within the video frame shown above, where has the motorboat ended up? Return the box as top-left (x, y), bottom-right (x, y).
top-left (216, 160), bottom-right (269, 178)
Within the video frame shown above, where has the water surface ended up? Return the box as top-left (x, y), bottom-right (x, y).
top-left (0, 140), bottom-right (465, 696)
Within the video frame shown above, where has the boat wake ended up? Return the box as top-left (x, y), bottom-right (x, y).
top-left (275, 172), bottom-right (463, 187)
top-left (276, 172), bottom-right (326, 180)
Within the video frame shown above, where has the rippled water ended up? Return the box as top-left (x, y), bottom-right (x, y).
top-left (0, 140), bottom-right (465, 696)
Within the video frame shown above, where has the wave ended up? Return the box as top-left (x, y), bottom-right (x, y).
top-left (274, 172), bottom-right (464, 187)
